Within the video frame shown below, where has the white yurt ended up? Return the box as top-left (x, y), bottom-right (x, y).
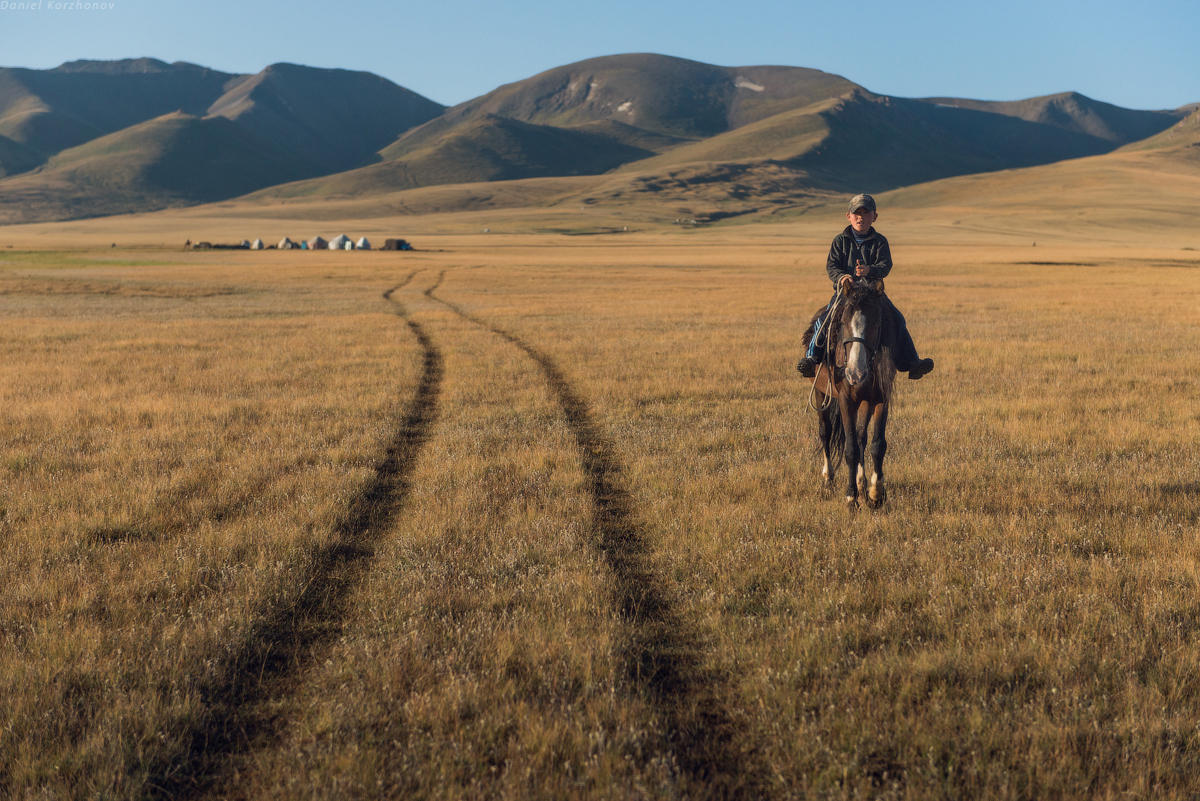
top-left (356, 237), bottom-right (371, 250)
top-left (250, 239), bottom-right (264, 250)
top-left (240, 240), bottom-right (251, 249)
top-left (328, 234), bottom-right (352, 250)
top-left (307, 236), bottom-right (328, 250)
top-left (278, 237), bottom-right (296, 249)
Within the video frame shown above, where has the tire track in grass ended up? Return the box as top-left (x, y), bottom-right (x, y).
top-left (146, 273), bottom-right (441, 798)
top-left (426, 276), bottom-right (768, 799)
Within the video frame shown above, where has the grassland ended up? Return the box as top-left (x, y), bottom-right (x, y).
top-left (0, 224), bottom-right (1198, 798)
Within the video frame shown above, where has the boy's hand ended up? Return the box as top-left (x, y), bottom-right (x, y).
top-left (838, 274), bottom-right (854, 290)
top-left (854, 260), bottom-right (871, 277)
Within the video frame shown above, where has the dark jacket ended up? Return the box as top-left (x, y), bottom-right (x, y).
top-left (825, 226), bottom-right (893, 285)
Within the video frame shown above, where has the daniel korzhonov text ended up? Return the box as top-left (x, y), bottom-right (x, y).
top-left (1, 1), bottom-right (115, 8)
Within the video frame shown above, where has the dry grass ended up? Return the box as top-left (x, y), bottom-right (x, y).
top-left (1, 232), bottom-right (1199, 799)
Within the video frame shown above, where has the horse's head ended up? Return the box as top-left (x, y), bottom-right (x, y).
top-left (836, 278), bottom-right (886, 387)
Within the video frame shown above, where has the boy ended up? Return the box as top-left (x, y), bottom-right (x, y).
top-left (796, 193), bottom-right (934, 379)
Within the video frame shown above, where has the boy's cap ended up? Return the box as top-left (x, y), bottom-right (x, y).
top-left (848, 193), bottom-right (876, 213)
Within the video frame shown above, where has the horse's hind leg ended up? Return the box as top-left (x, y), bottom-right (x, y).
top-left (867, 402), bottom-right (889, 508)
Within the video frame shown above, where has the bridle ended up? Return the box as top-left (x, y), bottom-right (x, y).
top-left (838, 304), bottom-right (883, 367)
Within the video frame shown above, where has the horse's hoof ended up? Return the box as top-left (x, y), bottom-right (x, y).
top-left (821, 478), bottom-right (835, 493)
top-left (868, 487), bottom-right (887, 509)
top-left (845, 496), bottom-right (859, 511)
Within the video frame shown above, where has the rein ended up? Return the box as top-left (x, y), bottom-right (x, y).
top-left (806, 285), bottom-right (844, 412)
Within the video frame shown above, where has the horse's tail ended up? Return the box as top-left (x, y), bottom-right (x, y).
top-left (825, 404), bottom-right (846, 464)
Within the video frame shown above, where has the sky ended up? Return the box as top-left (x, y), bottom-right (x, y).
top-left (1, 0), bottom-right (1196, 111)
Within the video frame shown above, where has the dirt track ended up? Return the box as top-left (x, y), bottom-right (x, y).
top-left (426, 273), bottom-right (768, 798)
top-left (145, 274), bottom-right (443, 797)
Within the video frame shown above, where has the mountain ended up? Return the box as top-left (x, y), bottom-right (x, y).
top-left (0, 59), bottom-right (234, 163)
top-left (254, 114), bottom-right (662, 200)
top-left (256, 54), bottom-right (862, 198)
top-left (205, 63), bottom-right (445, 173)
top-left (918, 92), bottom-right (1185, 144)
top-left (270, 55), bottom-right (1183, 205)
top-left (0, 53), bottom-right (1191, 225)
top-left (0, 59), bottom-right (444, 221)
top-left (428, 53), bottom-right (859, 137)
top-left (0, 112), bottom-right (312, 223)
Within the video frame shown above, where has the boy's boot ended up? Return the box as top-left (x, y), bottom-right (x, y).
top-left (908, 358), bottom-right (935, 379)
top-left (797, 355), bottom-right (818, 377)
top-left (894, 319), bottom-right (934, 379)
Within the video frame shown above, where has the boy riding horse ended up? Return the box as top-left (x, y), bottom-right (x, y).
top-left (797, 193), bottom-right (935, 380)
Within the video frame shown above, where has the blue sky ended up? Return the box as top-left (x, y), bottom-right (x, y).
top-left (1, 0), bottom-right (1195, 110)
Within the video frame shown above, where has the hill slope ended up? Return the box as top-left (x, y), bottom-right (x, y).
top-left (919, 92), bottom-right (1181, 144)
top-left (0, 60), bottom-right (445, 222)
top-left (1119, 106), bottom-right (1200, 161)
top-left (252, 114), bottom-right (661, 199)
top-left (433, 53), bottom-right (859, 137)
top-left (0, 59), bottom-right (235, 163)
top-left (206, 63), bottom-right (445, 173)
top-left (0, 112), bottom-right (311, 223)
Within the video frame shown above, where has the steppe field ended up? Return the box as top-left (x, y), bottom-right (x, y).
top-left (1, 196), bottom-right (1199, 799)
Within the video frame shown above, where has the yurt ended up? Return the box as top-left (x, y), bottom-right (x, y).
top-left (356, 237), bottom-right (371, 250)
top-left (328, 234), bottom-right (352, 250)
top-left (278, 237), bottom-right (296, 249)
top-left (250, 239), bottom-right (264, 250)
top-left (307, 236), bottom-right (328, 251)
top-left (240, 240), bottom-right (251, 249)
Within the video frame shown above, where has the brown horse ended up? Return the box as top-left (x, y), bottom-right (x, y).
top-left (802, 278), bottom-right (897, 509)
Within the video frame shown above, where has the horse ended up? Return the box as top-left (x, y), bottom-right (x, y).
top-left (802, 278), bottom-right (897, 509)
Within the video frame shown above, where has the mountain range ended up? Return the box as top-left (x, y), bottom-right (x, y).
top-left (0, 54), bottom-right (1192, 224)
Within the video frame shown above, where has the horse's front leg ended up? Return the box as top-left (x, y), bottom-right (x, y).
top-left (856, 410), bottom-right (869, 497)
top-left (818, 405), bottom-right (836, 490)
top-left (840, 397), bottom-right (862, 509)
top-left (867, 401), bottom-right (889, 508)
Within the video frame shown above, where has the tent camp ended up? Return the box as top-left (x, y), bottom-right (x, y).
top-left (278, 237), bottom-right (296, 249)
top-left (250, 239), bottom-right (264, 250)
top-left (356, 237), bottom-right (371, 250)
top-left (329, 234), bottom-right (352, 250)
top-left (307, 236), bottom-right (328, 251)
